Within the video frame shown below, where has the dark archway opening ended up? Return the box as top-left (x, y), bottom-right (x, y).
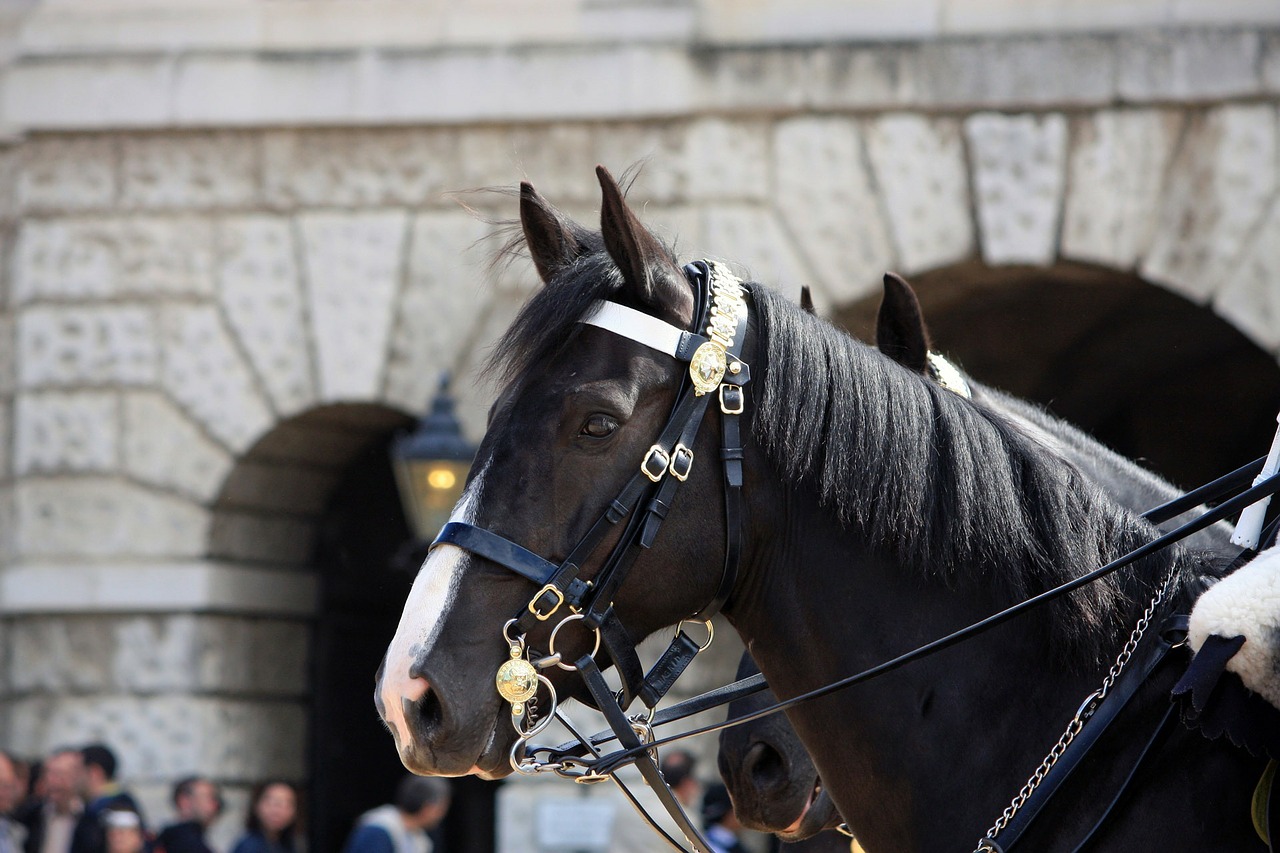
top-left (836, 261), bottom-right (1280, 491)
top-left (298, 407), bottom-right (498, 853)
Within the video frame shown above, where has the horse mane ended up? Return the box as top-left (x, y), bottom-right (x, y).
top-left (751, 284), bottom-right (1185, 664)
top-left (488, 222), bottom-right (1187, 666)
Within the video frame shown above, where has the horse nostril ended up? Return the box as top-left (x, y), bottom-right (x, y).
top-left (744, 740), bottom-right (786, 787)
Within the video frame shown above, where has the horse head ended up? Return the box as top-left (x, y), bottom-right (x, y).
top-left (376, 167), bottom-right (755, 778)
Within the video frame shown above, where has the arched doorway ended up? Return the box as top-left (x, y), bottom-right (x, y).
top-left (835, 261), bottom-right (1280, 491)
top-left (212, 403), bottom-right (499, 852)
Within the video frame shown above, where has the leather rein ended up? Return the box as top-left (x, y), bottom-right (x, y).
top-left (423, 259), bottom-right (1280, 853)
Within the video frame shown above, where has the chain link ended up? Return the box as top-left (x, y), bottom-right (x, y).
top-left (974, 568), bottom-right (1178, 852)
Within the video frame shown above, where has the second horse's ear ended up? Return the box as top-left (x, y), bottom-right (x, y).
top-left (597, 165), bottom-right (694, 325)
top-left (799, 286), bottom-right (817, 315)
top-left (520, 180), bottom-right (586, 284)
top-left (876, 272), bottom-right (931, 375)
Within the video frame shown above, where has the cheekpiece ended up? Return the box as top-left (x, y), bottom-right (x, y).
top-left (689, 262), bottom-right (747, 396)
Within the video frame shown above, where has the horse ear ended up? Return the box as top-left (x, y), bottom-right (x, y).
top-left (876, 272), bottom-right (931, 375)
top-left (596, 165), bottom-right (692, 321)
top-left (520, 181), bottom-right (584, 284)
top-left (799, 286), bottom-right (816, 315)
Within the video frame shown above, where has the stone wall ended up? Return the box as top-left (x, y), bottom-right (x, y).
top-left (1, 0), bottom-right (1279, 846)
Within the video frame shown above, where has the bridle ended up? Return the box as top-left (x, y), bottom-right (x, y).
top-left (423, 257), bottom-right (1280, 853)
top-left (429, 259), bottom-right (752, 853)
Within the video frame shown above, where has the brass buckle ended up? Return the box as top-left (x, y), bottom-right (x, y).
top-left (669, 444), bottom-right (694, 481)
top-left (527, 584), bottom-right (565, 621)
top-left (641, 445), bottom-right (670, 482)
top-left (719, 383), bottom-right (744, 415)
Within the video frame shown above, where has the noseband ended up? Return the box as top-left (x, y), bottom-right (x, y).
top-left (427, 260), bottom-right (751, 853)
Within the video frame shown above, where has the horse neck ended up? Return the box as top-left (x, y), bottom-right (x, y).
top-left (730, 500), bottom-right (1180, 851)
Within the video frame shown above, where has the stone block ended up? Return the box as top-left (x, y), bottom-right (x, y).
top-left (158, 304), bottom-right (275, 453)
top-left (300, 212), bottom-right (407, 402)
top-left (0, 316), bottom-right (13, 396)
top-left (0, 402), bottom-right (9, 480)
top-left (215, 216), bottom-right (316, 416)
top-left (16, 136), bottom-right (117, 213)
top-left (1062, 109), bottom-right (1184, 270)
top-left (13, 217), bottom-right (216, 304)
top-left (863, 113), bottom-right (974, 274)
top-left (1142, 105), bottom-right (1278, 303)
top-left (122, 392), bottom-right (234, 503)
top-left (207, 511), bottom-right (315, 567)
top-left (699, 205), bottom-right (810, 305)
top-left (1214, 200), bottom-right (1280, 352)
top-left (591, 123), bottom-right (690, 205)
top-left (263, 127), bottom-right (458, 209)
top-left (383, 211), bottom-right (493, 414)
top-left (13, 478), bottom-right (210, 559)
top-left (17, 305), bottom-right (159, 388)
top-left (682, 118), bottom-right (770, 202)
top-left (194, 616), bottom-right (309, 697)
top-left (13, 391), bottom-right (118, 475)
top-left (8, 616), bottom-right (121, 694)
top-left (0, 489), bottom-right (12, 566)
top-left (450, 295), bottom-right (523, 441)
top-left (120, 132), bottom-right (260, 210)
top-left (920, 36), bottom-right (1116, 109)
top-left (1118, 29), bottom-right (1263, 102)
top-left (5, 694), bottom-right (306, 782)
top-left (458, 125), bottom-right (599, 202)
top-left (1265, 34), bottom-right (1280, 92)
top-left (773, 116), bottom-right (894, 307)
top-left (966, 112), bottom-right (1067, 266)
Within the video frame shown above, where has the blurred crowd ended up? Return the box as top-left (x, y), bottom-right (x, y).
top-left (0, 745), bottom-right (449, 853)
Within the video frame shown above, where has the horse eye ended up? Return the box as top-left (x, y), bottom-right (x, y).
top-left (580, 414), bottom-right (619, 439)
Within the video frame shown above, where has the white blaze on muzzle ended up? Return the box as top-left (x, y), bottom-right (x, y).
top-left (379, 466), bottom-right (486, 751)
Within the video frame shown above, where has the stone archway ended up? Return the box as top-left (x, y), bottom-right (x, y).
top-left (835, 261), bottom-right (1280, 492)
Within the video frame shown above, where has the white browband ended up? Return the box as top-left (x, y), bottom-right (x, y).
top-left (580, 301), bottom-right (687, 359)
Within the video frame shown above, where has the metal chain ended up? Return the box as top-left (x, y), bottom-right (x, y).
top-left (974, 568), bottom-right (1178, 852)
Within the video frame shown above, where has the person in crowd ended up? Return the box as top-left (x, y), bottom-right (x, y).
top-left (71, 745), bottom-right (144, 853)
top-left (341, 776), bottom-right (450, 853)
top-left (658, 750), bottom-right (701, 811)
top-left (99, 809), bottom-right (145, 853)
top-left (15, 747), bottom-right (84, 853)
top-left (230, 781), bottom-right (300, 853)
top-left (700, 783), bottom-right (748, 853)
top-left (155, 778), bottom-right (222, 853)
top-left (0, 751), bottom-right (28, 853)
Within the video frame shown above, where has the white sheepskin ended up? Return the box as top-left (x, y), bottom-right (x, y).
top-left (1188, 543), bottom-right (1280, 709)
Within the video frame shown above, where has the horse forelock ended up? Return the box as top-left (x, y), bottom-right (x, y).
top-left (750, 285), bottom-right (1180, 666)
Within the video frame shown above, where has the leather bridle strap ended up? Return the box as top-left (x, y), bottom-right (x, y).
top-left (991, 614), bottom-right (1186, 850)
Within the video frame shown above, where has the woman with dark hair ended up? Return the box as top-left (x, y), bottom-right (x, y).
top-left (229, 781), bottom-right (300, 853)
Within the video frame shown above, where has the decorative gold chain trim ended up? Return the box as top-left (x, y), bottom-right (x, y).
top-left (689, 262), bottom-right (747, 396)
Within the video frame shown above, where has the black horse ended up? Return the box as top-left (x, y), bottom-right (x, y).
top-left (717, 273), bottom-right (1238, 843)
top-left (376, 168), bottom-right (1265, 851)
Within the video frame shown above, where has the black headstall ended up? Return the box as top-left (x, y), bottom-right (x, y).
top-left (425, 260), bottom-right (752, 853)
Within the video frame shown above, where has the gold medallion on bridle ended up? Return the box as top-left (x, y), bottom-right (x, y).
top-left (495, 654), bottom-right (538, 706)
top-left (689, 341), bottom-right (728, 395)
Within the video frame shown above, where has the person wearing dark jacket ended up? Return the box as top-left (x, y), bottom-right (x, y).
top-left (155, 778), bottom-right (221, 853)
top-left (70, 745), bottom-right (144, 853)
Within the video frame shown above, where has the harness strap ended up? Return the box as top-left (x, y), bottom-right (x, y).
top-left (996, 614), bottom-right (1184, 849)
top-left (576, 654), bottom-right (715, 853)
top-left (1067, 704), bottom-right (1178, 853)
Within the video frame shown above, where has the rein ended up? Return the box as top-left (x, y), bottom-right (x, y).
top-left (427, 260), bottom-right (1280, 851)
